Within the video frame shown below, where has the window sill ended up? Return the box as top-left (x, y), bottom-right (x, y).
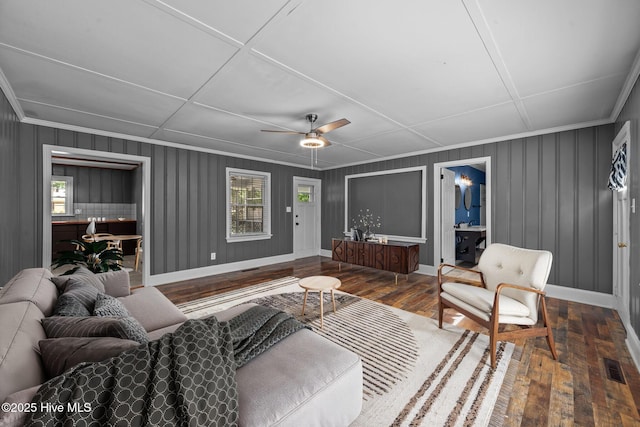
top-left (226, 234), bottom-right (273, 243)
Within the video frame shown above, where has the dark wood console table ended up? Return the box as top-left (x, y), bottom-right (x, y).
top-left (331, 238), bottom-right (419, 284)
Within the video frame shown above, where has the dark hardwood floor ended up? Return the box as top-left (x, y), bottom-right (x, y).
top-left (157, 256), bottom-right (640, 426)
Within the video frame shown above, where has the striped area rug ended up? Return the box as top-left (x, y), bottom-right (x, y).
top-left (177, 277), bottom-right (515, 427)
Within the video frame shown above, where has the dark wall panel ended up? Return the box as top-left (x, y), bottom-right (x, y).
top-left (321, 125), bottom-right (614, 293)
top-left (50, 165), bottom-right (135, 205)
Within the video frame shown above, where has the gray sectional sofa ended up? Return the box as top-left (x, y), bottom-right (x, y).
top-left (0, 268), bottom-right (363, 426)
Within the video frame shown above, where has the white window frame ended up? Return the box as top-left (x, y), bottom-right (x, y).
top-left (226, 167), bottom-right (272, 243)
top-left (51, 175), bottom-right (74, 217)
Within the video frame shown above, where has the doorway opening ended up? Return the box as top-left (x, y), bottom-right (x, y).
top-left (612, 121), bottom-right (631, 327)
top-left (43, 146), bottom-right (151, 286)
top-left (433, 157), bottom-right (492, 269)
top-left (293, 176), bottom-right (322, 258)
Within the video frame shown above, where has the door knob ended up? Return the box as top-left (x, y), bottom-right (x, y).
top-left (618, 242), bottom-right (628, 248)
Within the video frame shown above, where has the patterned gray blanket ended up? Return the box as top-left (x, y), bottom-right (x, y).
top-left (26, 306), bottom-right (307, 426)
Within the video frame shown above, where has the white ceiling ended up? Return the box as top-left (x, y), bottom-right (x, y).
top-left (1, 0), bottom-right (640, 170)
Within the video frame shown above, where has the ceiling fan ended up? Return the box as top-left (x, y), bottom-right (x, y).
top-left (261, 113), bottom-right (350, 148)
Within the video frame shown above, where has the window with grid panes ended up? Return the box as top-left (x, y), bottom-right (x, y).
top-left (226, 168), bottom-right (272, 242)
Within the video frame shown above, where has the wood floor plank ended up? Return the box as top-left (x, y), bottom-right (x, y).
top-left (157, 256), bottom-right (640, 426)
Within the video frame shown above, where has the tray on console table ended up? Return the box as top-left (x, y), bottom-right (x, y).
top-left (331, 238), bottom-right (419, 284)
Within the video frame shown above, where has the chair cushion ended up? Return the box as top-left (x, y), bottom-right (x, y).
top-left (441, 282), bottom-right (530, 317)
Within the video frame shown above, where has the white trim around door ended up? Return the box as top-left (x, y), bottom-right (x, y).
top-left (43, 145), bottom-right (151, 286)
top-left (293, 176), bottom-right (322, 258)
top-left (433, 156), bottom-right (492, 267)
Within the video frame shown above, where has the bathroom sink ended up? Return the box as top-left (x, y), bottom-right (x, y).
top-left (456, 225), bottom-right (486, 232)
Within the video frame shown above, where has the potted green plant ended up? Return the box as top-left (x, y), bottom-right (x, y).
top-left (52, 240), bottom-right (123, 274)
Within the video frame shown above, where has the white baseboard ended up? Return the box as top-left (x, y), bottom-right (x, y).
top-left (145, 253), bottom-right (296, 287)
top-left (625, 326), bottom-right (640, 373)
top-left (544, 284), bottom-right (615, 308)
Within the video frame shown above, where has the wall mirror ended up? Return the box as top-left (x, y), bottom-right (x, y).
top-left (464, 187), bottom-right (472, 210)
top-left (455, 185), bottom-right (461, 209)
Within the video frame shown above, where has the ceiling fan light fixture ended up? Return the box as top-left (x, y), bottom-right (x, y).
top-left (300, 133), bottom-right (326, 148)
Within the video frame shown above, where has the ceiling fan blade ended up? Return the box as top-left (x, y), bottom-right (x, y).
top-left (318, 136), bottom-right (331, 147)
top-left (260, 129), bottom-right (305, 135)
top-left (315, 118), bottom-right (350, 134)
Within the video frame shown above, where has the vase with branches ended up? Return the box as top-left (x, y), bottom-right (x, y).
top-left (351, 208), bottom-right (382, 240)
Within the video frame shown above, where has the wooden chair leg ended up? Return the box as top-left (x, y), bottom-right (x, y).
top-left (489, 324), bottom-right (498, 369)
top-left (134, 239), bottom-right (142, 272)
top-left (438, 300), bottom-right (444, 329)
top-left (540, 297), bottom-right (558, 360)
top-left (302, 290), bottom-right (309, 315)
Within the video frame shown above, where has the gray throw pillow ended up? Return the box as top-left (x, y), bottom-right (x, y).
top-left (58, 280), bottom-right (101, 313)
top-left (53, 293), bottom-right (91, 317)
top-left (42, 316), bottom-right (149, 345)
top-left (39, 337), bottom-right (140, 378)
top-left (93, 293), bottom-right (129, 317)
top-left (92, 294), bottom-right (148, 344)
top-left (50, 266), bottom-right (106, 293)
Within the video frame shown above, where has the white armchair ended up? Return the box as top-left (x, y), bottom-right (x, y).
top-left (438, 243), bottom-right (558, 368)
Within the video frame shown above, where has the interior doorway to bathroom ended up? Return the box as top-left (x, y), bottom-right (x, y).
top-left (433, 157), bottom-right (491, 269)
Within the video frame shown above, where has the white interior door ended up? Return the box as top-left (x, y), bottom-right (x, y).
top-left (441, 169), bottom-right (456, 266)
top-left (293, 177), bottom-right (321, 258)
top-left (612, 122), bottom-right (631, 326)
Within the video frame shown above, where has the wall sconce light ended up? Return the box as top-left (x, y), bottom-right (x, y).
top-left (459, 174), bottom-right (472, 186)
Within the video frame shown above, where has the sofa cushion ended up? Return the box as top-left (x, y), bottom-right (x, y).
top-left (0, 302), bottom-right (47, 403)
top-left (146, 323), bottom-right (183, 341)
top-left (214, 304), bottom-right (363, 427)
top-left (50, 266), bottom-right (105, 293)
top-left (0, 385), bottom-right (40, 427)
top-left (0, 269), bottom-right (57, 316)
top-left (95, 269), bottom-right (130, 297)
top-left (119, 287), bottom-right (187, 333)
top-left (42, 316), bottom-right (149, 345)
top-left (39, 337), bottom-right (140, 378)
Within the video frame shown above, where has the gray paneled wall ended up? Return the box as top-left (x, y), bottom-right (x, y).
top-left (321, 125), bottom-right (614, 293)
top-left (616, 74), bottom-right (640, 340)
top-left (51, 164), bottom-right (134, 204)
top-left (0, 82), bottom-right (616, 295)
top-left (0, 87), bottom-right (319, 283)
top-left (0, 88), bottom-right (23, 282)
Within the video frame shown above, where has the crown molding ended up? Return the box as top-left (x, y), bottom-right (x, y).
top-left (612, 45), bottom-right (640, 121)
top-left (21, 117), bottom-right (318, 171)
top-left (0, 66), bottom-right (24, 120)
